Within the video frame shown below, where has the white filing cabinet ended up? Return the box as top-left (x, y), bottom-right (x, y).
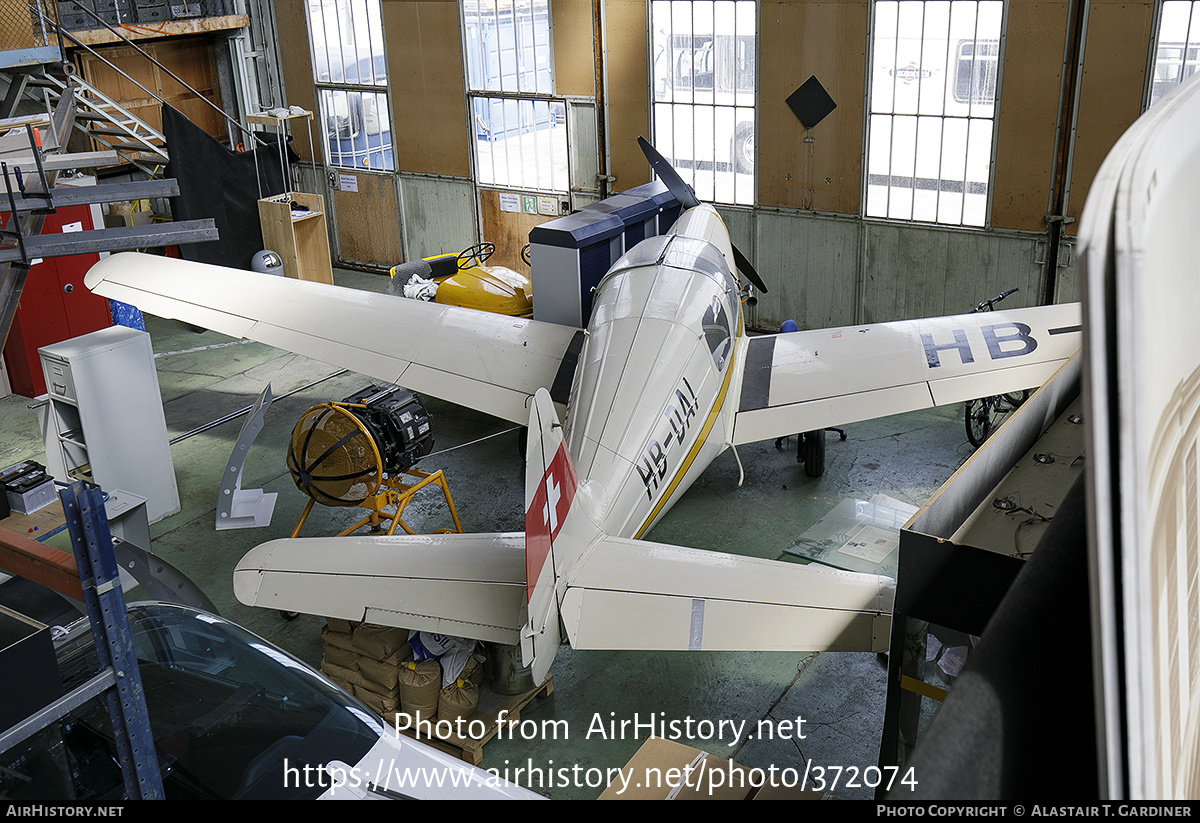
top-left (40, 326), bottom-right (180, 524)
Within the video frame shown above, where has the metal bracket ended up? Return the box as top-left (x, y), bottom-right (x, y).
top-left (216, 384), bottom-right (278, 530)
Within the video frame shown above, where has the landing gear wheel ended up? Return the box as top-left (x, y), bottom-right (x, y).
top-left (800, 429), bottom-right (826, 478)
top-left (965, 398), bottom-right (1000, 447)
top-left (456, 241), bottom-right (495, 270)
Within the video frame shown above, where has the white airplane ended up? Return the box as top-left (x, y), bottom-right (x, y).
top-left (84, 141), bottom-right (1082, 683)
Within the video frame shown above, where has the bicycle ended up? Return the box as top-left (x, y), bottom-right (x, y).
top-left (963, 287), bottom-right (1030, 447)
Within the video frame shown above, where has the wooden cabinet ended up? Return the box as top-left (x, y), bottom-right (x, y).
top-left (2, 203), bottom-right (113, 397)
top-left (257, 191), bottom-right (333, 284)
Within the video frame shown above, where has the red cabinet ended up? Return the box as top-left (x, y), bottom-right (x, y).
top-left (2, 203), bottom-right (113, 397)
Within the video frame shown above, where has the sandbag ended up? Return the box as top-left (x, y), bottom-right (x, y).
top-left (398, 658), bottom-right (441, 722)
top-left (438, 678), bottom-right (480, 726)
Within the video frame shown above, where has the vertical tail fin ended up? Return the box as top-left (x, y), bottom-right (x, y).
top-left (522, 388), bottom-right (578, 683)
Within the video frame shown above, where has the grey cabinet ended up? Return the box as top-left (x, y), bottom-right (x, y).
top-left (40, 326), bottom-right (180, 523)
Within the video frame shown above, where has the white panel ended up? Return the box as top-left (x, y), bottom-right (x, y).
top-left (398, 174), bottom-right (477, 260)
top-left (568, 100), bottom-right (599, 195)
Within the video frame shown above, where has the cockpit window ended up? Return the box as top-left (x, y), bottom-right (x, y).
top-left (703, 295), bottom-right (732, 370)
top-left (606, 234), bottom-right (737, 295)
top-left (43, 604), bottom-right (382, 800)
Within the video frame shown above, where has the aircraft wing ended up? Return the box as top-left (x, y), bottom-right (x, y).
top-left (732, 302), bottom-right (1082, 445)
top-left (84, 252), bottom-right (583, 425)
top-left (233, 532), bottom-right (526, 644)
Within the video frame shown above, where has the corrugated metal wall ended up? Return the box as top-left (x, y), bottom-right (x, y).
top-left (719, 207), bottom-right (1053, 332)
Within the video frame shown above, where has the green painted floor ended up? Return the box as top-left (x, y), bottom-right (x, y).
top-left (0, 267), bottom-right (976, 800)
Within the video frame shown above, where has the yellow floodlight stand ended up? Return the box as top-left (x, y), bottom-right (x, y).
top-left (291, 467), bottom-right (464, 539)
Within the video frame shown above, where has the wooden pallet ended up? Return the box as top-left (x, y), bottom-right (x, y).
top-left (395, 675), bottom-right (554, 766)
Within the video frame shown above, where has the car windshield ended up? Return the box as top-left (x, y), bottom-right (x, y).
top-left (53, 603), bottom-right (381, 800)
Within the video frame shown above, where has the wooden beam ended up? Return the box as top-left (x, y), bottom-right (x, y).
top-left (0, 527), bottom-right (83, 601)
top-left (65, 15), bottom-right (251, 46)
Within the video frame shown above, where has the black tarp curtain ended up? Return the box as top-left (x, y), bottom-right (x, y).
top-left (162, 105), bottom-right (300, 269)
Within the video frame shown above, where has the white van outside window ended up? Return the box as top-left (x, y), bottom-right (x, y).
top-left (865, 0), bottom-right (1004, 227)
top-left (308, 0), bottom-right (394, 172)
top-left (1147, 1), bottom-right (1200, 109)
top-left (651, 0), bottom-right (756, 206)
top-left (464, 0), bottom-right (568, 193)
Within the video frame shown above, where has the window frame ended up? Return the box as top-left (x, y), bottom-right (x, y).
top-left (1145, 0), bottom-right (1200, 111)
top-left (462, 0), bottom-right (570, 195)
top-left (306, 0), bottom-right (395, 173)
top-left (863, 0), bottom-right (1008, 229)
top-left (649, 0), bottom-right (758, 207)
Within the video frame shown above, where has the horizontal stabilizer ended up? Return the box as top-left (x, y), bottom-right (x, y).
top-left (233, 533), bottom-right (526, 644)
top-left (562, 537), bottom-right (894, 652)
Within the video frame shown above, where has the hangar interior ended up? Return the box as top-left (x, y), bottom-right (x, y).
top-left (0, 0), bottom-right (1194, 801)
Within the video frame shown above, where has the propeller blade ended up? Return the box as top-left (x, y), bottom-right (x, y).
top-left (638, 136), bottom-right (768, 294)
top-left (731, 242), bottom-right (768, 294)
top-left (638, 136), bottom-right (699, 209)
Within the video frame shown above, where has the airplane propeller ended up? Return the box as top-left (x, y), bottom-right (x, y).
top-left (637, 136), bottom-right (768, 294)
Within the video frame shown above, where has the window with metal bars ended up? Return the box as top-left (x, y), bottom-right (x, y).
top-left (307, 0), bottom-right (394, 171)
top-left (865, 0), bottom-right (1004, 227)
top-left (651, 0), bottom-right (756, 206)
top-left (1148, 1), bottom-right (1200, 109)
top-left (464, 0), bottom-right (568, 193)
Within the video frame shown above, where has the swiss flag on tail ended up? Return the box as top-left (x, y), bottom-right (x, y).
top-left (521, 388), bottom-right (577, 682)
top-left (524, 442), bottom-right (577, 602)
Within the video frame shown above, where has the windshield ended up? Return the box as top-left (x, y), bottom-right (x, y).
top-left (52, 604), bottom-right (381, 800)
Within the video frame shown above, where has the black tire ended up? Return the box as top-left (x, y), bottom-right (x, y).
top-left (1001, 389), bottom-right (1030, 407)
top-left (965, 397), bottom-right (1000, 447)
top-left (801, 429), bottom-right (826, 477)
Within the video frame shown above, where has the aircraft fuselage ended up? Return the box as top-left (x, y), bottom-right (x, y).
top-left (562, 205), bottom-right (744, 540)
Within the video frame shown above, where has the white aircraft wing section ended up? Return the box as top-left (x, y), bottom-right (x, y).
top-left (732, 303), bottom-right (1082, 445)
top-left (233, 532), bottom-right (526, 644)
top-left (559, 537), bottom-right (895, 652)
top-left (85, 252), bottom-right (583, 425)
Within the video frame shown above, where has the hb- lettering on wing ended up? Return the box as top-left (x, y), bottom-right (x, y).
top-left (731, 303), bottom-right (1082, 446)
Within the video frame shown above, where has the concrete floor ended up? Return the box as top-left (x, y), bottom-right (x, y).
top-left (0, 267), bottom-right (976, 800)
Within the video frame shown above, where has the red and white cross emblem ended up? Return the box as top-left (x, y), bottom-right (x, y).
top-left (524, 443), bottom-right (577, 602)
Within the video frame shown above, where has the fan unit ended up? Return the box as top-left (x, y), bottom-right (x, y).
top-left (286, 386), bottom-right (461, 537)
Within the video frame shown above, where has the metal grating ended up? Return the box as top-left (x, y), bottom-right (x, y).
top-left (0, 0), bottom-right (58, 58)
